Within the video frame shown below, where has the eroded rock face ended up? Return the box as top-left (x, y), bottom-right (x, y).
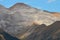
top-left (0, 3), bottom-right (60, 40)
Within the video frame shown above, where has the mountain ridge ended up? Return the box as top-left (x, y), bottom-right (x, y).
top-left (0, 3), bottom-right (60, 13)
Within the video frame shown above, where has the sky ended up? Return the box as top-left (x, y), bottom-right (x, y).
top-left (0, 0), bottom-right (60, 12)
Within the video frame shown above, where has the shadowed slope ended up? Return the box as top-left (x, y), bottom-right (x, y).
top-left (0, 28), bottom-right (20, 40)
top-left (2, 31), bottom-right (20, 40)
top-left (25, 21), bottom-right (60, 40)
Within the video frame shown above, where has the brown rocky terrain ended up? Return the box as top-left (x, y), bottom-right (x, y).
top-left (0, 3), bottom-right (60, 40)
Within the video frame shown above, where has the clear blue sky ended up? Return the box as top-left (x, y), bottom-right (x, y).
top-left (0, 0), bottom-right (60, 12)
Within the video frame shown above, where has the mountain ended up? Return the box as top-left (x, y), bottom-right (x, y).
top-left (0, 3), bottom-right (60, 40)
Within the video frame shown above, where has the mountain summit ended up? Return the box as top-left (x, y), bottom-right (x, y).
top-left (13, 3), bottom-right (29, 7)
top-left (9, 3), bottom-right (30, 10)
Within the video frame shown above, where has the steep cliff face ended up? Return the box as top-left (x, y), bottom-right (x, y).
top-left (0, 3), bottom-right (60, 40)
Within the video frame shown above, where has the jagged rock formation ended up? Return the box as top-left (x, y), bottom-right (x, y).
top-left (0, 3), bottom-right (60, 40)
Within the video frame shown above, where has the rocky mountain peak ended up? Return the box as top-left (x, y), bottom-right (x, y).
top-left (9, 3), bottom-right (30, 10)
top-left (14, 3), bottom-right (29, 6)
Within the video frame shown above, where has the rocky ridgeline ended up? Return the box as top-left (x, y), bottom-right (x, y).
top-left (0, 3), bottom-right (60, 40)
